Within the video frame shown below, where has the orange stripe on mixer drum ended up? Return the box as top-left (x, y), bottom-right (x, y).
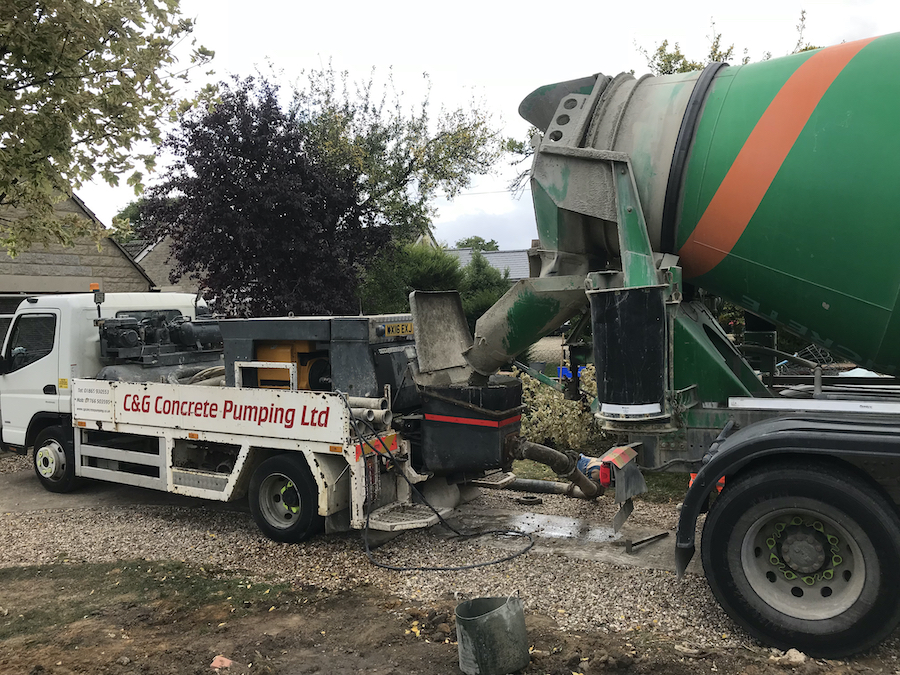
top-left (679, 37), bottom-right (876, 279)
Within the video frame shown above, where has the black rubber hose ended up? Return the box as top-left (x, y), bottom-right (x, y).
top-left (513, 439), bottom-right (601, 499)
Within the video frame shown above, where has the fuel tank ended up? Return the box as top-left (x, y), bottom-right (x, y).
top-left (523, 33), bottom-right (900, 374)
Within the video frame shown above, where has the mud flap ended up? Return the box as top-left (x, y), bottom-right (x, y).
top-left (601, 445), bottom-right (647, 532)
top-left (613, 498), bottom-right (634, 532)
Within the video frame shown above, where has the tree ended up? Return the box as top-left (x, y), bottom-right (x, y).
top-left (360, 245), bottom-right (511, 332)
top-left (460, 249), bottom-right (511, 331)
top-left (112, 198), bottom-right (149, 244)
top-left (291, 65), bottom-right (505, 244)
top-left (141, 66), bottom-right (507, 317)
top-left (793, 10), bottom-right (821, 54)
top-left (455, 235), bottom-right (499, 251)
top-left (0, 0), bottom-right (213, 255)
top-left (641, 14), bottom-right (820, 76)
top-left (640, 21), bottom-right (736, 75)
top-left (359, 243), bottom-right (464, 314)
top-left (138, 76), bottom-right (381, 317)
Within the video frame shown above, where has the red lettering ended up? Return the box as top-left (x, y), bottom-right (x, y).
top-left (210, 403), bottom-right (218, 418)
top-left (141, 395), bottom-right (150, 413)
top-left (155, 396), bottom-right (163, 414)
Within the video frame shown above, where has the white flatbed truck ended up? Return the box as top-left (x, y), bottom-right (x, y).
top-left (70, 377), bottom-right (443, 542)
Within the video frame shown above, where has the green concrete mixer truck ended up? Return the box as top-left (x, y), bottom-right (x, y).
top-left (410, 33), bottom-right (900, 657)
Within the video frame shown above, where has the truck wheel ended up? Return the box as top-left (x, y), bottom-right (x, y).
top-left (701, 461), bottom-right (900, 657)
top-left (33, 426), bottom-right (78, 494)
top-left (249, 455), bottom-right (324, 543)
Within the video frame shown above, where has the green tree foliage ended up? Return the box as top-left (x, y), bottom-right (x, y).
top-left (642, 13), bottom-right (820, 76)
top-left (360, 246), bottom-right (511, 331)
top-left (640, 21), bottom-right (736, 75)
top-left (0, 0), bottom-right (213, 254)
top-left (460, 249), bottom-right (510, 331)
top-left (455, 235), bottom-right (499, 251)
top-left (138, 76), bottom-right (380, 317)
top-left (793, 10), bottom-right (822, 54)
top-left (111, 198), bottom-right (148, 244)
top-left (291, 65), bottom-right (505, 244)
top-left (141, 65), bottom-right (506, 316)
top-left (359, 243), bottom-right (463, 315)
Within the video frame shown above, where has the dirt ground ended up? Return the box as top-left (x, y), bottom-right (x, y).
top-left (0, 561), bottom-right (889, 675)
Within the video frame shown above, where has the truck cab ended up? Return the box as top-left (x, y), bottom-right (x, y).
top-left (0, 293), bottom-right (201, 453)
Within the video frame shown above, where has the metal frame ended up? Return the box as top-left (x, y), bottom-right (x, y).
top-left (234, 360), bottom-right (297, 390)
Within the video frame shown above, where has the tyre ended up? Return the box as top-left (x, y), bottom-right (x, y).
top-left (701, 460), bottom-right (900, 657)
top-left (33, 426), bottom-right (78, 494)
top-left (249, 455), bottom-right (324, 543)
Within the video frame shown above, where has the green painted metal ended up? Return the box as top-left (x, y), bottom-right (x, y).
top-left (503, 288), bottom-right (563, 356)
top-left (513, 360), bottom-right (565, 392)
top-left (531, 182), bottom-right (563, 251)
top-left (676, 33), bottom-right (900, 374)
top-left (673, 305), bottom-right (769, 404)
top-left (466, 276), bottom-right (588, 376)
top-left (613, 161), bottom-right (659, 289)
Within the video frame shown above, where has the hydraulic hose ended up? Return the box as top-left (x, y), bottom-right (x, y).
top-left (511, 438), bottom-right (601, 499)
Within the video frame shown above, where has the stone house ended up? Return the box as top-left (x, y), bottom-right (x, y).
top-left (131, 238), bottom-right (200, 294)
top-left (0, 194), bottom-right (155, 335)
top-left (445, 248), bottom-right (531, 282)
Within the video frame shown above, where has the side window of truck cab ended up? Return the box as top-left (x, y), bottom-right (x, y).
top-left (6, 314), bottom-right (57, 372)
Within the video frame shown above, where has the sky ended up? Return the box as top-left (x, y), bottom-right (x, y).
top-left (77, 0), bottom-right (900, 250)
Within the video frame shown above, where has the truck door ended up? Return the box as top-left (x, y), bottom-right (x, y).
top-left (0, 311), bottom-right (60, 447)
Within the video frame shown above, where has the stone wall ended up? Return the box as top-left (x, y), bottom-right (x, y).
top-left (137, 238), bottom-right (200, 294)
top-left (0, 195), bottom-right (152, 293)
top-left (0, 238), bottom-right (151, 293)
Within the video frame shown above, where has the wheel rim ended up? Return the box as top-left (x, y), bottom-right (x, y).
top-left (257, 472), bottom-right (303, 530)
top-left (740, 506), bottom-right (867, 620)
top-left (35, 440), bottom-right (66, 481)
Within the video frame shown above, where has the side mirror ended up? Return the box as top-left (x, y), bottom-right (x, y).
top-left (0, 355), bottom-right (8, 375)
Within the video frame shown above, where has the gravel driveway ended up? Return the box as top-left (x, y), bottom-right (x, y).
top-left (3, 450), bottom-right (899, 665)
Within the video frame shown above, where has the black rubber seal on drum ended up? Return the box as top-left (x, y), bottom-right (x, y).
top-left (660, 62), bottom-right (729, 254)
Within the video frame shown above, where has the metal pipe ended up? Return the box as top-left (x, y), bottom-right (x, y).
top-left (351, 407), bottom-right (376, 422)
top-left (740, 344), bottom-right (818, 370)
top-left (507, 478), bottom-right (595, 500)
top-left (512, 438), bottom-right (601, 499)
top-left (347, 396), bottom-right (388, 410)
top-left (371, 409), bottom-right (393, 427)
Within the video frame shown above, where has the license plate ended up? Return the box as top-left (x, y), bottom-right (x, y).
top-left (384, 321), bottom-right (414, 337)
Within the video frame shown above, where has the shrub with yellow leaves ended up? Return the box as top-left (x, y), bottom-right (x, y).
top-left (518, 364), bottom-right (610, 455)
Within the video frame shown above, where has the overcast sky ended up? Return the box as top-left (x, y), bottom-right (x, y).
top-left (77, 0), bottom-right (900, 250)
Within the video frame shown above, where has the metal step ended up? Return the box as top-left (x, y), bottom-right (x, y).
top-left (172, 468), bottom-right (228, 491)
top-left (467, 471), bottom-right (517, 489)
top-left (367, 503), bottom-right (448, 531)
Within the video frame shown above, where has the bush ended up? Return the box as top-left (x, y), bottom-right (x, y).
top-left (518, 364), bottom-right (608, 454)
